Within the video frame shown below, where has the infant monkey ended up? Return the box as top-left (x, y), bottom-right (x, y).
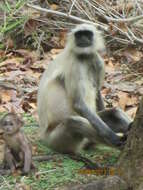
top-left (0, 113), bottom-right (32, 175)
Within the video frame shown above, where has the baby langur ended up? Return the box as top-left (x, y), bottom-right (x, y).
top-left (0, 113), bottom-right (32, 175)
top-left (38, 23), bottom-right (132, 154)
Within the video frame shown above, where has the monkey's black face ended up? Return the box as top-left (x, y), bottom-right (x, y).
top-left (74, 30), bottom-right (93, 47)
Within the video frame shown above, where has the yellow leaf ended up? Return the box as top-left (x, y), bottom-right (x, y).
top-left (50, 4), bottom-right (59, 10)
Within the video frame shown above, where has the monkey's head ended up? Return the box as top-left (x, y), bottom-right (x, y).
top-left (0, 113), bottom-right (23, 135)
top-left (66, 24), bottom-right (105, 55)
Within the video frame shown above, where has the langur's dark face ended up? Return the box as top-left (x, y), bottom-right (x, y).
top-left (74, 30), bottom-right (93, 48)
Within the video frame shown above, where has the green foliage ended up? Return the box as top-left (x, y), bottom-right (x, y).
top-left (0, 0), bottom-right (54, 52)
top-left (0, 0), bottom-right (51, 51)
top-left (0, 0), bottom-right (32, 50)
top-left (0, 0), bottom-right (28, 35)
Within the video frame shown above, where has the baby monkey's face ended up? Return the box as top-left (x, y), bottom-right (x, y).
top-left (0, 114), bottom-right (22, 135)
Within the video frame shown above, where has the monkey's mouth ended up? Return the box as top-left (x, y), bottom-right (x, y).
top-left (76, 43), bottom-right (92, 48)
top-left (5, 130), bottom-right (13, 134)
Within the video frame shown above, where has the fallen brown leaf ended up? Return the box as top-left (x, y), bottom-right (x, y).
top-left (126, 107), bottom-right (137, 118)
top-left (118, 91), bottom-right (129, 110)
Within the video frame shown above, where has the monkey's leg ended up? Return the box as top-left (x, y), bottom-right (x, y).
top-left (48, 116), bottom-right (100, 152)
top-left (47, 116), bottom-right (100, 168)
top-left (98, 108), bottom-right (132, 133)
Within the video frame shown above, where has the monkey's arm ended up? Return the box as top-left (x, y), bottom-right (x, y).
top-left (20, 135), bottom-right (32, 174)
top-left (67, 66), bottom-right (123, 146)
top-left (22, 145), bottom-right (32, 174)
top-left (94, 53), bottom-right (105, 111)
top-left (4, 145), bottom-right (15, 172)
top-left (73, 97), bottom-right (122, 146)
top-left (96, 90), bottom-right (105, 111)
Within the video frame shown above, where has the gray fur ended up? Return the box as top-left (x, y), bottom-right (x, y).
top-left (37, 24), bottom-right (131, 153)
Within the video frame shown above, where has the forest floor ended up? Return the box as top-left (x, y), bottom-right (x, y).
top-left (0, 117), bottom-right (121, 190)
top-left (0, 47), bottom-right (142, 189)
top-left (1, 0), bottom-right (143, 189)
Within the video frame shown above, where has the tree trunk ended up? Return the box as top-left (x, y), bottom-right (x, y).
top-left (118, 97), bottom-right (143, 190)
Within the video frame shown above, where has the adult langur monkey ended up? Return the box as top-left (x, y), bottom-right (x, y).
top-left (37, 24), bottom-right (132, 154)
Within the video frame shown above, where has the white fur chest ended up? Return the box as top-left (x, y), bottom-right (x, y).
top-left (82, 63), bottom-right (96, 111)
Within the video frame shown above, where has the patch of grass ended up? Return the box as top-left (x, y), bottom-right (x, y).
top-left (0, 113), bottom-right (121, 189)
top-left (0, 1), bottom-right (29, 48)
top-left (0, 0), bottom-right (50, 52)
top-left (23, 113), bottom-right (38, 127)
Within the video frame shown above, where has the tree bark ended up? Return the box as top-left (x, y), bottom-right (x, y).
top-left (118, 97), bottom-right (143, 190)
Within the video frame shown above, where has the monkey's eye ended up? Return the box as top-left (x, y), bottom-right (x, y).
top-left (2, 121), bottom-right (8, 126)
top-left (9, 122), bottom-right (13, 126)
top-left (3, 121), bottom-right (13, 126)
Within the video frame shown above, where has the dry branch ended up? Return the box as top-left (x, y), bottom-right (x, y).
top-left (26, 0), bottom-right (143, 47)
top-left (27, 3), bottom-right (108, 31)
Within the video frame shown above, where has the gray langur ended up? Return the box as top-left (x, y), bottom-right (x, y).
top-left (37, 24), bottom-right (132, 154)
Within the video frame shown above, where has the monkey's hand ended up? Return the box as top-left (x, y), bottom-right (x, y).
top-left (117, 122), bottom-right (132, 146)
top-left (22, 163), bottom-right (36, 175)
top-left (115, 133), bottom-right (128, 149)
top-left (22, 168), bottom-right (30, 176)
top-left (127, 121), bottom-right (133, 131)
top-left (22, 161), bottom-right (31, 175)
